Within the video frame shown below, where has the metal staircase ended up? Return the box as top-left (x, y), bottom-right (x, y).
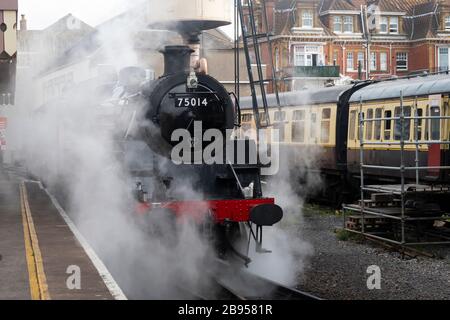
top-left (235, 0), bottom-right (281, 129)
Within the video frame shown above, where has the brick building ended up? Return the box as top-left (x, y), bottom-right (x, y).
top-left (249, 0), bottom-right (450, 91)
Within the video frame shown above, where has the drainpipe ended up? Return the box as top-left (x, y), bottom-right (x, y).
top-left (390, 41), bottom-right (393, 76)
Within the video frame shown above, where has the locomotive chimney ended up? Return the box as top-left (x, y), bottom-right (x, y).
top-left (161, 45), bottom-right (194, 76)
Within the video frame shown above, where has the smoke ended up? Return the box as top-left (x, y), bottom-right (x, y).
top-left (10, 0), bottom-right (216, 300)
top-left (246, 106), bottom-right (325, 286)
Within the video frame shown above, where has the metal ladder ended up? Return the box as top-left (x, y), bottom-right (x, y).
top-left (236, 0), bottom-right (281, 129)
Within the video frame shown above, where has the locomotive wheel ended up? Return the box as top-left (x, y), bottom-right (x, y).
top-left (215, 223), bottom-right (250, 266)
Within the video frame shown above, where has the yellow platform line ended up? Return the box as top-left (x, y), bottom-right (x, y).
top-left (20, 182), bottom-right (51, 300)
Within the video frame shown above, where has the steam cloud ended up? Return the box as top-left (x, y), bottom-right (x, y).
top-left (8, 0), bottom-right (322, 298)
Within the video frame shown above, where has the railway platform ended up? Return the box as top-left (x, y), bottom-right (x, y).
top-left (0, 165), bottom-right (125, 300)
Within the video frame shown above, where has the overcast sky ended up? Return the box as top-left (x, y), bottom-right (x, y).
top-left (18, 0), bottom-right (235, 37)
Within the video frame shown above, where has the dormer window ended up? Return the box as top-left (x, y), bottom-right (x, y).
top-left (333, 16), bottom-right (342, 33)
top-left (445, 16), bottom-right (450, 31)
top-left (380, 16), bottom-right (388, 33)
top-left (344, 16), bottom-right (354, 33)
top-left (302, 10), bottom-right (313, 28)
top-left (389, 16), bottom-right (399, 34)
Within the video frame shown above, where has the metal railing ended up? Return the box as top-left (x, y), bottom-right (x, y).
top-left (344, 91), bottom-right (450, 246)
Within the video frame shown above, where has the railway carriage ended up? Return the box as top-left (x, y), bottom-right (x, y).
top-left (240, 74), bottom-right (450, 204)
top-left (348, 76), bottom-right (450, 183)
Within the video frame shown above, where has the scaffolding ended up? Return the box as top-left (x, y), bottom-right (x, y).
top-left (343, 91), bottom-right (450, 246)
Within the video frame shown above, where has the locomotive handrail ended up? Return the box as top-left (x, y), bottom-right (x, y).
top-left (229, 92), bottom-right (242, 127)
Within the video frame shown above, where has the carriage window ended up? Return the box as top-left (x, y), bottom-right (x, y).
top-left (374, 108), bottom-right (382, 140)
top-left (349, 110), bottom-right (357, 140)
top-left (394, 106), bottom-right (412, 141)
top-left (384, 110), bottom-right (392, 140)
top-left (242, 114), bottom-right (253, 122)
top-left (273, 111), bottom-right (286, 141)
top-left (292, 110), bottom-right (306, 143)
top-left (310, 113), bottom-right (317, 140)
top-left (358, 112), bottom-right (365, 140)
top-left (415, 108), bottom-right (423, 141)
top-left (366, 109), bottom-right (374, 140)
top-left (430, 106), bottom-right (441, 141)
top-left (321, 108), bottom-right (331, 143)
top-left (274, 111), bottom-right (286, 122)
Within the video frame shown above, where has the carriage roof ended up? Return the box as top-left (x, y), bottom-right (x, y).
top-left (349, 74), bottom-right (450, 103)
top-left (240, 85), bottom-right (353, 111)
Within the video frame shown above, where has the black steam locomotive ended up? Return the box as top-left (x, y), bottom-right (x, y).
top-left (114, 45), bottom-right (283, 264)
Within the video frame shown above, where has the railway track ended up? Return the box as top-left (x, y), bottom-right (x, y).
top-left (179, 259), bottom-right (321, 300)
top-left (214, 271), bottom-right (320, 300)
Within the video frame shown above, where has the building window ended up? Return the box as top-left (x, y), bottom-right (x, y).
top-left (445, 16), bottom-right (450, 31)
top-left (302, 10), bottom-right (313, 28)
top-left (357, 52), bottom-right (364, 70)
top-left (347, 52), bottom-right (354, 71)
top-left (380, 52), bottom-right (388, 71)
top-left (380, 16), bottom-right (388, 33)
top-left (370, 52), bottom-right (377, 71)
top-left (389, 16), bottom-right (399, 34)
top-left (333, 16), bottom-right (342, 32)
top-left (293, 45), bottom-right (322, 67)
top-left (343, 16), bottom-right (353, 33)
top-left (396, 52), bottom-right (408, 71)
top-left (333, 50), bottom-right (338, 66)
top-left (439, 47), bottom-right (449, 71)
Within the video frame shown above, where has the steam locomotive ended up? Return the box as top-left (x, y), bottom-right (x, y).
top-left (109, 45), bottom-right (284, 265)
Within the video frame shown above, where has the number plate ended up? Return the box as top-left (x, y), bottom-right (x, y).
top-left (175, 96), bottom-right (210, 108)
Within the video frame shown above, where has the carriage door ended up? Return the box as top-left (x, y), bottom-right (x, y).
top-left (427, 95), bottom-right (442, 177)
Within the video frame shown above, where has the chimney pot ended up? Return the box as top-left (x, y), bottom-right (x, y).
top-left (20, 14), bottom-right (27, 31)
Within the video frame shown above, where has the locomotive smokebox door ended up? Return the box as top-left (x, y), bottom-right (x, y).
top-left (249, 204), bottom-right (283, 226)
